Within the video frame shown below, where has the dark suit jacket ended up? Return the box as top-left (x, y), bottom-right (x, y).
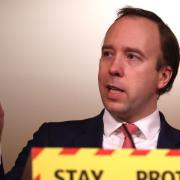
top-left (2, 111), bottom-right (180, 179)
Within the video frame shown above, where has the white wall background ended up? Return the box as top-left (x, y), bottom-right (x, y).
top-left (0, 0), bottom-right (180, 171)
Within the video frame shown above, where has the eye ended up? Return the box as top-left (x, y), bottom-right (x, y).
top-left (127, 53), bottom-right (134, 59)
top-left (126, 53), bottom-right (140, 60)
top-left (102, 50), bottom-right (113, 57)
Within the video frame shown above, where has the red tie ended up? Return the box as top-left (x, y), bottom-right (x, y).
top-left (119, 124), bottom-right (139, 148)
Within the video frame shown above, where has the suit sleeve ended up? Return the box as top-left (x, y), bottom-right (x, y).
top-left (0, 161), bottom-right (5, 180)
top-left (5, 123), bottom-right (49, 180)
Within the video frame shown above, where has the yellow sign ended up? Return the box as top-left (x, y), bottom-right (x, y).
top-left (32, 148), bottom-right (180, 180)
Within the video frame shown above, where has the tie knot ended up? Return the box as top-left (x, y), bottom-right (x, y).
top-left (118, 124), bottom-right (139, 149)
top-left (119, 124), bottom-right (139, 136)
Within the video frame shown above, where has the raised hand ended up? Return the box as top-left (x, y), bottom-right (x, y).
top-left (0, 103), bottom-right (4, 140)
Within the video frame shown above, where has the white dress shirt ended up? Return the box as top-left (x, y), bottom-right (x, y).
top-left (103, 109), bottom-right (160, 149)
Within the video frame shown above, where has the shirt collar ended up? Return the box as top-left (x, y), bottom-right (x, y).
top-left (134, 109), bottom-right (160, 139)
top-left (103, 110), bottom-right (123, 136)
top-left (103, 109), bottom-right (160, 139)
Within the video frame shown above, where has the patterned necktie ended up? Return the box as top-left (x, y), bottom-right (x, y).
top-left (119, 124), bottom-right (139, 148)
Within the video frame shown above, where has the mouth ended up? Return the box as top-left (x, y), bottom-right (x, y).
top-left (106, 84), bottom-right (125, 93)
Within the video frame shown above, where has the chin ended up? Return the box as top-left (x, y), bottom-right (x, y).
top-left (104, 101), bottom-right (128, 116)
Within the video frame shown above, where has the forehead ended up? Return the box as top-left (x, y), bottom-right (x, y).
top-left (103, 16), bottom-right (162, 58)
top-left (105, 16), bottom-right (160, 39)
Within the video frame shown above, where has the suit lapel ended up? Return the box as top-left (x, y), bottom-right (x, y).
top-left (157, 112), bottom-right (180, 148)
top-left (70, 111), bottom-right (180, 149)
top-left (73, 111), bottom-right (104, 148)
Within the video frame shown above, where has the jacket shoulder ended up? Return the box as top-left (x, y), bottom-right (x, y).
top-left (158, 112), bottom-right (180, 148)
top-left (42, 112), bottom-right (103, 132)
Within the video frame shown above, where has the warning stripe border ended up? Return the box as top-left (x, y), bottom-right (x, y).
top-left (31, 147), bottom-right (180, 160)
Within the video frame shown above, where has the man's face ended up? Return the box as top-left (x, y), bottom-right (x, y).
top-left (98, 16), bottom-right (170, 122)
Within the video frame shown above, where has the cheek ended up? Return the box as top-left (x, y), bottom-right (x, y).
top-left (98, 64), bottom-right (108, 82)
top-left (98, 68), bottom-right (105, 91)
top-left (130, 72), bottom-right (159, 95)
top-left (98, 70), bottom-right (102, 84)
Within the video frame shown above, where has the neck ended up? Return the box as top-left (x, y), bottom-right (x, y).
top-left (111, 106), bottom-right (158, 123)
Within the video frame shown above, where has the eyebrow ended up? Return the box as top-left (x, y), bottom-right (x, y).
top-left (101, 44), bottom-right (114, 50)
top-left (123, 47), bottom-right (146, 58)
top-left (102, 45), bottom-right (147, 59)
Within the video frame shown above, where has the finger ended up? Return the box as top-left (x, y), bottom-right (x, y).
top-left (0, 103), bottom-right (4, 137)
top-left (0, 103), bottom-right (4, 120)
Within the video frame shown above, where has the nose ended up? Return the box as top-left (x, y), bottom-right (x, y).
top-left (109, 55), bottom-right (124, 77)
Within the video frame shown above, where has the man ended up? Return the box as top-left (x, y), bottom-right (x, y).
top-left (1, 6), bottom-right (180, 179)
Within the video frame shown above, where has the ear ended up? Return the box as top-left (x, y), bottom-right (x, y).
top-left (158, 66), bottom-right (172, 90)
